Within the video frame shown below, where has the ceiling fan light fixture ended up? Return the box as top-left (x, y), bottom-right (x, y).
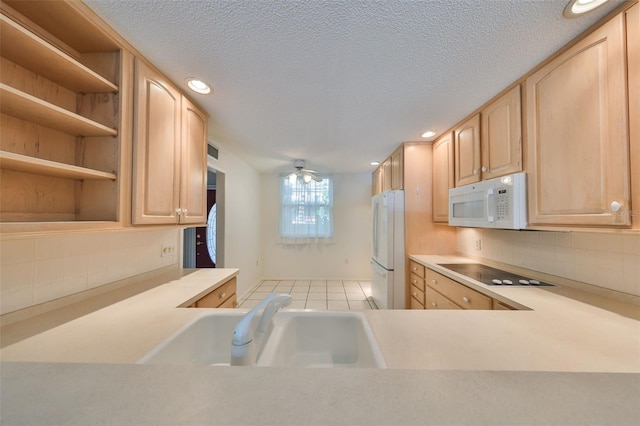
top-left (303, 174), bottom-right (312, 183)
top-left (563, 0), bottom-right (608, 18)
top-left (186, 78), bottom-right (212, 94)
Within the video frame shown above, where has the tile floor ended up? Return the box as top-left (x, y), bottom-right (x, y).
top-left (237, 280), bottom-right (378, 311)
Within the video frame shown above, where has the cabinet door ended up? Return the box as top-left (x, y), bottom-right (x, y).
top-left (390, 146), bottom-right (404, 190)
top-left (525, 15), bottom-right (630, 226)
top-left (372, 166), bottom-right (382, 195)
top-left (180, 97), bottom-right (208, 224)
top-left (381, 158), bottom-right (392, 191)
top-left (133, 60), bottom-right (181, 224)
top-left (432, 132), bottom-right (454, 222)
top-left (627, 3), bottom-right (640, 229)
top-left (454, 113), bottom-right (481, 187)
top-left (481, 85), bottom-right (522, 180)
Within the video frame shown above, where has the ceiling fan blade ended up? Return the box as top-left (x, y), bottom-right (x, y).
top-left (309, 173), bottom-right (323, 182)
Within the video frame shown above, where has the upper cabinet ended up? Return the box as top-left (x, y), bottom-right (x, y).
top-left (525, 14), bottom-right (630, 227)
top-left (627, 3), bottom-right (639, 229)
top-left (454, 86), bottom-right (522, 187)
top-left (480, 85), bottom-right (522, 181)
top-left (432, 132), bottom-right (454, 223)
top-left (371, 146), bottom-right (404, 195)
top-left (132, 59), bottom-right (208, 225)
top-left (0, 1), bottom-right (130, 232)
top-left (453, 113), bottom-right (481, 187)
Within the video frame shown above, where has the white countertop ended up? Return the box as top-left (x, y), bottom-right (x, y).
top-left (1, 258), bottom-right (639, 424)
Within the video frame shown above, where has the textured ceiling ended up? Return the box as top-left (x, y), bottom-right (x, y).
top-left (85, 0), bottom-right (625, 173)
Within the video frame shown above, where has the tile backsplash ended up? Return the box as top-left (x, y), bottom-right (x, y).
top-left (0, 228), bottom-right (180, 315)
top-left (457, 228), bottom-right (640, 297)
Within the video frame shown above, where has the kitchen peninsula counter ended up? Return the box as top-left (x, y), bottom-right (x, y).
top-left (1, 258), bottom-right (639, 424)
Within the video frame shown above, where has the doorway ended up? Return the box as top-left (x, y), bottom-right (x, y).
top-left (183, 167), bottom-right (224, 268)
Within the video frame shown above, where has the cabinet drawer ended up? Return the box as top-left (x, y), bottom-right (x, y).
top-left (218, 294), bottom-right (237, 309)
top-left (425, 287), bottom-right (461, 310)
top-left (195, 277), bottom-right (237, 308)
top-left (493, 299), bottom-right (515, 310)
top-left (410, 294), bottom-right (424, 309)
top-left (410, 284), bottom-right (425, 306)
top-left (425, 269), bottom-right (491, 310)
top-left (409, 260), bottom-right (425, 278)
top-left (408, 272), bottom-right (425, 292)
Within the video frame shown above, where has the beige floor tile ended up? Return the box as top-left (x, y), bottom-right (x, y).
top-left (327, 287), bottom-right (345, 293)
top-left (261, 280), bottom-right (280, 286)
top-left (290, 293), bottom-right (308, 301)
top-left (294, 280), bottom-right (311, 286)
top-left (327, 301), bottom-right (350, 311)
top-left (346, 292), bottom-right (367, 301)
top-left (284, 301), bottom-right (306, 309)
top-left (345, 288), bottom-right (365, 295)
top-left (274, 285), bottom-right (292, 293)
top-left (326, 280), bottom-right (343, 286)
top-left (310, 280), bottom-right (326, 286)
top-left (343, 281), bottom-right (360, 287)
top-left (348, 301), bottom-right (372, 311)
top-left (239, 299), bottom-right (261, 309)
top-left (327, 293), bottom-right (347, 301)
top-left (247, 291), bottom-right (274, 300)
top-left (308, 287), bottom-right (326, 293)
top-left (307, 292), bottom-right (327, 301)
top-left (305, 300), bottom-right (327, 310)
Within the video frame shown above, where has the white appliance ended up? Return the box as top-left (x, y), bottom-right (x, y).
top-left (448, 172), bottom-right (527, 229)
top-left (371, 190), bottom-right (405, 309)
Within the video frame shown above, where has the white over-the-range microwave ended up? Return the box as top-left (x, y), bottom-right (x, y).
top-left (448, 172), bottom-right (527, 230)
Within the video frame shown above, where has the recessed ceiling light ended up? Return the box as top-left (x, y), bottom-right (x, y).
top-left (186, 78), bottom-right (212, 95)
top-left (370, 161), bottom-right (380, 166)
top-left (563, 0), bottom-right (609, 18)
top-left (421, 131), bottom-right (437, 138)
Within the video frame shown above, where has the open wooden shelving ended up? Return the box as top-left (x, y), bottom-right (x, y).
top-left (0, 84), bottom-right (118, 137)
top-left (0, 151), bottom-right (117, 181)
top-left (0, 14), bottom-right (118, 93)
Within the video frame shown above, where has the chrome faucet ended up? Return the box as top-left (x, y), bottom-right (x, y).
top-left (230, 293), bottom-right (292, 366)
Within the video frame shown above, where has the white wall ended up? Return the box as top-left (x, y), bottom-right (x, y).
top-left (0, 228), bottom-right (180, 314)
top-left (457, 228), bottom-right (640, 297)
top-left (207, 147), bottom-right (262, 298)
top-left (260, 172), bottom-right (372, 280)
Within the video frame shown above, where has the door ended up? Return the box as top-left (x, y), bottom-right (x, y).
top-left (454, 113), bottom-right (481, 187)
top-left (525, 14), bottom-right (630, 226)
top-left (196, 189), bottom-right (216, 268)
top-left (371, 260), bottom-right (393, 310)
top-left (432, 132), bottom-right (454, 223)
top-left (132, 59), bottom-right (181, 224)
top-left (371, 192), bottom-right (393, 269)
top-left (180, 97), bottom-right (208, 224)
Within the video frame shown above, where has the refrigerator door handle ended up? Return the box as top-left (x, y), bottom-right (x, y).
top-left (372, 198), bottom-right (378, 258)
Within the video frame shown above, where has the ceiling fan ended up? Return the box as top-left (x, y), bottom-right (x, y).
top-left (287, 159), bottom-right (322, 183)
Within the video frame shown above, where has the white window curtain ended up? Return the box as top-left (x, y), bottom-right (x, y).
top-left (279, 174), bottom-right (333, 244)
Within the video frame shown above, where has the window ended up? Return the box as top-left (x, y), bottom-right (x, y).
top-left (279, 175), bottom-right (333, 241)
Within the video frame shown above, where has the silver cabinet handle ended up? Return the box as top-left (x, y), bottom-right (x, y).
top-left (432, 302), bottom-right (437, 307)
top-left (412, 266), bottom-right (417, 271)
top-left (412, 292), bottom-right (418, 298)
top-left (610, 201), bottom-right (622, 212)
top-left (481, 166), bottom-right (487, 172)
top-left (473, 168), bottom-right (478, 175)
top-left (412, 279), bottom-right (417, 284)
top-left (176, 208), bottom-right (182, 215)
top-left (183, 208), bottom-right (188, 216)
top-left (462, 296), bottom-right (470, 303)
top-left (431, 279), bottom-right (437, 284)
top-left (220, 292), bottom-right (226, 299)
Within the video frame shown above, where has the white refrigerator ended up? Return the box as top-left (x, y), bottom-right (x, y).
top-left (371, 190), bottom-right (405, 309)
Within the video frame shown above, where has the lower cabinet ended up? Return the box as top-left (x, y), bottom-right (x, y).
top-left (422, 267), bottom-right (494, 310)
top-left (191, 277), bottom-right (237, 308)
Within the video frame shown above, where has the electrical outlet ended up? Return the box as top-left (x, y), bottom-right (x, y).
top-left (161, 244), bottom-right (176, 257)
top-left (475, 239), bottom-right (482, 251)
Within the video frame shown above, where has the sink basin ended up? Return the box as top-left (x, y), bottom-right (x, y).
top-left (138, 310), bottom-right (386, 368)
top-left (138, 311), bottom-right (244, 366)
top-left (258, 311), bottom-right (387, 368)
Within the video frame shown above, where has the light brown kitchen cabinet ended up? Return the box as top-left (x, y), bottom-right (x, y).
top-left (453, 113), bottom-right (481, 187)
top-left (0, 2), bottom-right (131, 232)
top-left (132, 59), bottom-right (207, 225)
top-left (425, 286), bottom-right (461, 310)
top-left (192, 277), bottom-right (237, 308)
top-left (480, 85), bottom-right (522, 181)
top-left (390, 146), bottom-right (404, 190)
top-left (525, 14), bottom-right (630, 227)
top-left (432, 132), bottom-right (454, 222)
top-left (627, 3), bottom-right (640, 229)
top-left (381, 158), bottom-right (392, 192)
top-left (372, 166), bottom-right (382, 196)
top-left (425, 268), bottom-right (492, 310)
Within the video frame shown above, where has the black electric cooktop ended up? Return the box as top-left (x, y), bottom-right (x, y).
top-left (437, 263), bottom-right (553, 287)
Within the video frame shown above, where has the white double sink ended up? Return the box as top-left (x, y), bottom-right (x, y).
top-left (138, 310), bottom-right (387, 368)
